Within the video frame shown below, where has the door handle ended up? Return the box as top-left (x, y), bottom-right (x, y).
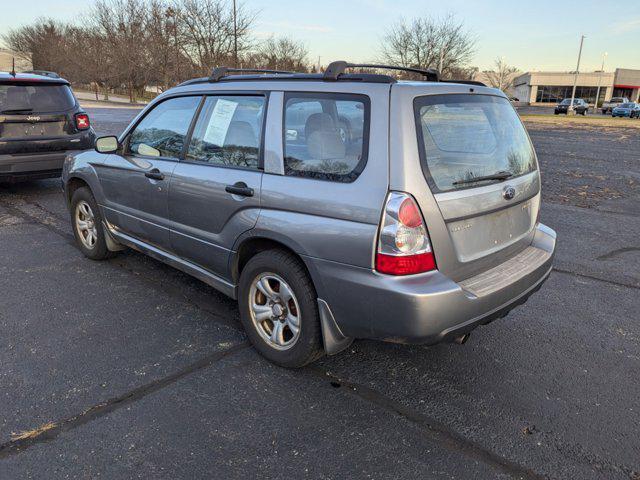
top-left (145, 168), bottom-right (164, 181)
top-left (225, 182), bottom-right (254, 197)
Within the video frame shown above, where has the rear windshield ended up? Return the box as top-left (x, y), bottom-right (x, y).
top-left (0, 83), bottom-right (75, 113)
top-left (414, 94), bottom-right (537, 193)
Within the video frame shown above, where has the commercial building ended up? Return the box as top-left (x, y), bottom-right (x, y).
top-left (514, 68), bottom-right (640, 106)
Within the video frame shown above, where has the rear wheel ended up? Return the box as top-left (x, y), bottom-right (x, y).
top-left (238, 249), bottom-right (324, 368)
top-left (70, 187), bottom-right (114, 260)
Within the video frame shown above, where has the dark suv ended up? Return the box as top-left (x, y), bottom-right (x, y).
top-left (554, 98), bottom-right (589, 115)
top-left (0, 72), bottom-right (95, 182)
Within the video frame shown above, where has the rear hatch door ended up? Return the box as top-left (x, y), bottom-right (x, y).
top-left (0, 80), bottom-right (80, 154)
top-left (390, 85), bottom-right (540, 281)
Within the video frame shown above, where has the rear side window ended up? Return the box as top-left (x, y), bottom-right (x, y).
top-left (414, 94), bottom-right (537, 193)
top-left (128, 96), bottom-right (200, 159)
top-left (0, 83), bottom-right (75, 113)
top-left (283, 92), bottom-right (369, 183)
top-left (186, 95), bottom-right (265, 169)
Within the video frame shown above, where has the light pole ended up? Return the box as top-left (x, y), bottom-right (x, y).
top-left (569, 35), bottom-right (585, 114)
top-left (594, 52), bottom-right (608, 113)
top-left (233, 0), bottom-right (238, 67)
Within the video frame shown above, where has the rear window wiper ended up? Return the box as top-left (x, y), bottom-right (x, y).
top-left (0, 108), bottom-right (34, 114)
top-left (452, 170), bottom-right (513, 186)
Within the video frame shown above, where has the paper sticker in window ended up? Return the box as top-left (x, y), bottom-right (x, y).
top-left (203, 99), bottom-right (238, 147)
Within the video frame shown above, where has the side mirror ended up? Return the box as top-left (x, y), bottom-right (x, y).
top-left (95, 136), bottom-right (119, 154)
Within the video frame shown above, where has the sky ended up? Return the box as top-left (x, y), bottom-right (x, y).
top-left (1, 0), bottom-right (639, 72)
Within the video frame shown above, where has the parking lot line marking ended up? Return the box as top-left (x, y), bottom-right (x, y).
top-left (0, 342), bottom-right (250, 459)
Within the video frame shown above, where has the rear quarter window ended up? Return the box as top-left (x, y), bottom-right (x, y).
top-left (283, 92), bottom-right (370, 183)
top-left (414, 94), bottom-right (537, 193)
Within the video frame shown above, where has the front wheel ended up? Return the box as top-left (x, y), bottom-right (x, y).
top-left (238, 250), bottom-right (324, 367)
top-left (70, 187), bottom-right (115, 261)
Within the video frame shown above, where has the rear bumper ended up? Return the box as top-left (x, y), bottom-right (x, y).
top-left (310, 223), bottom-right (556, 344)
top-left (0, 150), bottom-right (82, 181)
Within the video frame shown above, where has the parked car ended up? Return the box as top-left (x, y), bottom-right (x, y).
top-left (62, 62), bottom-right (556, 367)
top-left (611, 102), bottom-right (640, 118)
top-left (602, 96), bottom-right (629, 115)
top-left (554, 98), bottom-right (589, 115)
top-left (0, 71), bottom-right (94, 182)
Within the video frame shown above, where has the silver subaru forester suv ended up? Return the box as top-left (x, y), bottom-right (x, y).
top-left (62, 62), bottom-right (556, 367)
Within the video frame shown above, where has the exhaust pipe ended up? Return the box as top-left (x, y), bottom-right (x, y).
top-left (452, 333), bottom-right (470, 345)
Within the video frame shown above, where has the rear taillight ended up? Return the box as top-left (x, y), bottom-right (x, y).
top-left (75, 113), bottom-right (90, 130)
top-left (375, 192), bottom-right (436, 275)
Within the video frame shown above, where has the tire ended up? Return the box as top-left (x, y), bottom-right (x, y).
top-left (70, 186), bottom-right (115, 261)
top-left (238, 249), bottom-right (324, 368)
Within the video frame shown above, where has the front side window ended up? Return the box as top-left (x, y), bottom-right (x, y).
top-left (128, 96), bottom-right (201, 159)
top-left (283, 93), bottom-right (369, 182)
top-left (186, 95), bottom-right (265, 169)
top-left (415, 94), bottom-right (537, 193)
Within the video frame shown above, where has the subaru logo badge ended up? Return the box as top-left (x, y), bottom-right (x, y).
top-left (503, 185), bottom-right (516, 200)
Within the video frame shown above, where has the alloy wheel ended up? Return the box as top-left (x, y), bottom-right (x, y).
top-left (248, 273), bottom-right (301, 350)
top-left (75, 200), bottom-right (98, 249)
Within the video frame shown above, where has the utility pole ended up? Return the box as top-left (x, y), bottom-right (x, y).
top-left (569, 35), bottom-right (585, 114)
top-left (594, 52), bottom-right (608, 112)
top-left (233, 0), bottom-right (238, 67)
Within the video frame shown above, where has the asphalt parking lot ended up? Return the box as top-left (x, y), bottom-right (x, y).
top-left (1, 107), bottom-right (639, 479)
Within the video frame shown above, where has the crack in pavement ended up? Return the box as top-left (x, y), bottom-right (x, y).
top-left (596, 247), bottom-right (640, 261)
top-left (553, 267), bottom-right (640, 290)
top-left (308, 368), bottom-right (548, 480)
top-left (0, 342), bottom-right (250, 459)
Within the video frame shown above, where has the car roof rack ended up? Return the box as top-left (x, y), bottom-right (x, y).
top-left (323, 61), bottom-right (440, 82)
top-left (176, 62), bottom-right (489, 88)
top-left (209, 66), bottom-right (294, 82)
top-left (441, 79), bottom-right (486, 87)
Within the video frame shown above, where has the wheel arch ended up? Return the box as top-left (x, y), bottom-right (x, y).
top-left (231, 233), bottom-right (325, 294)
top-left (230, 232), bottom-right (351, 355)
top-left (65, 176), bottom-right (91, 207)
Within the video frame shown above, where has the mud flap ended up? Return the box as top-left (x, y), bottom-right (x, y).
top-left (318, 299), bottom-right (353, 355)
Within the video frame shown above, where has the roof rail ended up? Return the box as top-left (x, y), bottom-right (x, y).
top-left (324, 61), bottom-right (440, 82)
top-left (209, 66), bottom-right (294, 82)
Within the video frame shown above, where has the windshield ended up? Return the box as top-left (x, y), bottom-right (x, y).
top-left (611, 98), bottom-right (625, 103)
top-left (0, 83), bottom-right (75, 113)
top-left (414, 94), bottom-right (537, 193)
top-left (618, 103), bottom-right (633, 108)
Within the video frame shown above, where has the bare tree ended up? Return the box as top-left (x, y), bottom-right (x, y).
top-left (380, 14), bottom-right (476, 79)
top-left (3, 18), bottom-right (69, 71)
top-left (178, 0), bottom-right (254, 75)
top-left (145, 2), bottom-right (197, 91)
top-left (483, 57), bottom-right (520, 93)
top-left (248, 36), bottom-right (310, 72)
top-left (91, 0), bottom-right (150, 102)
